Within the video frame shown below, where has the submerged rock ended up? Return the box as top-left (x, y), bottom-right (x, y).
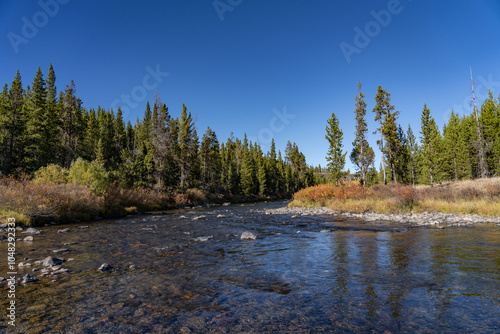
top-left (193, 235), bottom-right (213, 242)
top-left (21, 274), bottom-right (38, 284)
top-left (240, 231), bottom-right (257, 240)
top-left (42, 256), bottom-right (64, 267)
top-left (192, 215), bottom-right (207, 221)
top-left (98, 263), bottom-right (113, 272)
top-left (53, 248), bottom-right (69, 253)
top-left (24, 227), bottom-right (41, 234)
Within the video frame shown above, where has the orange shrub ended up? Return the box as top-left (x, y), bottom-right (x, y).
top-left (293, 182), bottom-right (369, 205)
top-left (394, 185), bottom-right (419, 210)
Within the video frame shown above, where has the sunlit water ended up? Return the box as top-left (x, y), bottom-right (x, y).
top-left (1, 201), bottom-right (499, 333)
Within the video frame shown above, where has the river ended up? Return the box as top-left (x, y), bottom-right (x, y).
top-left (1, 201), bottom-right (499, 333)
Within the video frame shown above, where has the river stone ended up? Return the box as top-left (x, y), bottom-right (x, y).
top-left (21, 274), bottom-right (38, 284)
top-left (57, 228), bottom-right (70, 233)
top-left (25, 227), bottom-right (41, 234)
top-left (23, 235), bottom-right (34, 242)
top-left (192, 215), bottom-right (207, 221)
top-left (42, 256), bottom-right (64, 267)
top-left (240, 231), bottom-right (257, 240)
top-left (53, 248), bottom-right (69, 253)
top-left (223, 202), bottom-right (231, 206)
top-left (98, 263), bottom-right (113, 272)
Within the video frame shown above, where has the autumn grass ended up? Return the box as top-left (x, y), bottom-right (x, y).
top-left (0, 176), bottom-right (175, 226)
top-left (289, 178), bottom-right (500, 217)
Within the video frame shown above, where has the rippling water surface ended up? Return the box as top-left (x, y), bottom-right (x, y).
top-left (1, 201), bottom-right (499, 333)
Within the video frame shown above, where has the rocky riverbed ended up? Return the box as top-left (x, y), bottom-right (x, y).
top-left (260, 205), bottom-right (500, 227)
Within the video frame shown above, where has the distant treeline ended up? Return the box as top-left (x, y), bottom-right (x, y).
top-left (0, 65), bottom-right (318, 195)
top-left (326, 81), bottom-right (500, 186)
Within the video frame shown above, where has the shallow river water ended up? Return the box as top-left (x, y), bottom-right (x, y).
top-left (1, 201), bottom-right (500, 333)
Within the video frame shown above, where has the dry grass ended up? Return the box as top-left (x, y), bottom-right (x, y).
top-left (0, 176), bottom-right (103, 225)
top-left (0, 177), bottom-right (176, 225)
top-left (290, 178), bottom-right (500, 217)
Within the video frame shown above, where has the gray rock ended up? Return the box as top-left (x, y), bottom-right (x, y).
top-left (25, 227), bottom-right (41, 234)
top-left (98, 263), bottom-right (113, 272)
top-left (222, 202), bottom-right (231, 206)
top-left (23, 235), bottom-right (34, 242)
top-left (240, 231), bottom-right (257, 240)
top-left (21, 274), bottom-right (38, 284)
top-left (53, 248), bottom-right (69, 253)
top-left (79, 226), bottom-right (89, 229)
top-left (57, 228), bottom-right (70, 233)
top-left (21, 274), bottom-right (38, 283)
top-left (42, 256), bottom-right (64, 267)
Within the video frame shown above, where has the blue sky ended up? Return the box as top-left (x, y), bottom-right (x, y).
top-left (1, 0), bottom-right (500, 170)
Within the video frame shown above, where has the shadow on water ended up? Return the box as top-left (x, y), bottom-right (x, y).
top-left (1, 201), bottom-right (499, 333)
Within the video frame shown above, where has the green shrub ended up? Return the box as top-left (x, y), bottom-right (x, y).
top-left (34, 164), bottom-right (69, 184)
top-left (68, 158), bottom-right (110, 195)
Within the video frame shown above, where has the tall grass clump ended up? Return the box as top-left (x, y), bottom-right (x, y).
top-left (0, 176), bottom-right (103, 225)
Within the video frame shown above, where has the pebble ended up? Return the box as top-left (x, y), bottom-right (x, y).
top-left (240, 231), bottom-right (257, 240)
top-left (53, 248), bottom-right (69, 253)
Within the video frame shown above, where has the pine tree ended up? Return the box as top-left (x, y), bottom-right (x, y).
top-left (240, 134), bottom-right (255, 195)
top-left (374, 86), bottom-right (400, 183)
top-left (0, 84), bottom-right (9, 172)
top-left (395, 124), bottom-right (410, 183)
top-left (82, 108), bottom-right (98, 161)
top-left (350, 81), bottom-right (373, 185)
top-left (200, 127), bottom-right (221, 192)
top-left (45, 63), bottom-right (59, 164)
top-left (59, 81), bottom-right (84, 168)
top-left (419, 104), bottom-right (442, 186)
top-left (23, 67), bottom-right (48, 171)
top-left (178, 103), bottom-right (194, 191)
top-left (479, 91), bottom-right (498, 173)
top-left (406, 125), bottom-right (418, 185)
top-left (325, 112), bottom-right (346, 185)
top-left (266, 139), bottom-right (278, 194)
top-left (373, 86), bottom-right (387, 184)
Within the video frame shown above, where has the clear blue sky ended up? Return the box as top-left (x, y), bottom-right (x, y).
top-left (1, 0), bottom-right (500, 170)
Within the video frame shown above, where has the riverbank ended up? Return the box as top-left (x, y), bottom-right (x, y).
top-left (263, 205), bottom-right (500, 228)
top-left (0, 176), bottom-right (284, 227)
top-left (288, 178), bottom-right (500, 226)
